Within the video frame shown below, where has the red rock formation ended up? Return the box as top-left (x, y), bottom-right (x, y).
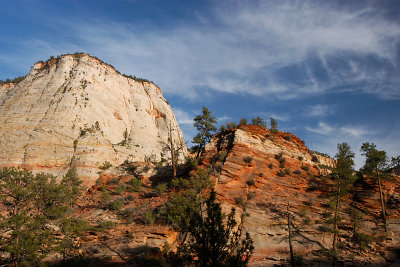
top-left (201, 125), bottom-right (399, 265)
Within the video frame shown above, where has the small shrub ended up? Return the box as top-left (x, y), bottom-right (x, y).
top-left (284, 135), bottom-right (292, 141)
top-left (270, 129), bottom-right (278, 134)
top-left (304, 199), bottom-right (313, 206)
top-left (239, 118), bottom-right (248, 125)
top-left (298, 156), bottom-right (304, 161)
top-left (119, 207), bottom-right (137, 223)
top-left (219, 150), bottom-right (228, 161)
top-left (293, 254), bottom-right (304, 266)
top-left (279, 158), bottom-right (286, 168)
top-left (155, 183), bottom-right (167, 195)
top-left (226, 121), bottom-right (237, 129)
top-left (301, 165), bottom-right (310, 171)
top-left (268, 163), bottom-right (273, 169)
top-left (247, 192), bottom-right (256, 200)
top-left (108, 177), bottom-right (120, 185)
top-left (108, 198), bottom-right (124, 211)
top-left (220, 125), bottom-right (226, 132)
top-left (80, 129), bottom-right (87, 137)
top-left (100, 161), bottom-right (113, 170)
top-left (275, 152), bottom-right (283, 160)
top-left (116, 185), bottom-right (125, 195)
top-left (299, 208), bottom-right (307, 218)
top-left (98, 220), bottom-right (115, 230)
top-left (246, 178), bottom-right (255, 186)
top-left (258, 173), bottom-right (263, 177)
top-left (144, 212), bottom-right (155, 225)
top-left (234, 197), bottom-right (245, 207)
top-left (125, 164), bottom-right (137, 174)
top-left (325, 199), bottom-right (335, 210)
top-left (277, 170), bottom-right (286, 177)
top-left (95, 178), bottom-right (102, 186)
top-left (125, 194), bottom-right (136, 202)
top-left (322, 211), bottom-right (332, 219)
top-left (318, 224), bottom-right (332, 233)
top-left (185, 156), bottom-right (198, 171)
top-left (311, 154), bottom-right (319, 163)
top-left (352, 232), bottom-right (373, 250)
top-left (100, 186), bottom-right (111, 206)
top-left (126, 178), bottom-right (142, 192)
top-left (170, 177), bottom-right (189, 188)
top-left (243, 156), bottom-right (253, 163)
top-left (170, 177), bottom-right (180, 188)
top-left (251, 117), bottom-right (267, 127)
top-left (294, 169), bottom-right (302, 175)
top-left (284, 168), bottom-right (290, 175)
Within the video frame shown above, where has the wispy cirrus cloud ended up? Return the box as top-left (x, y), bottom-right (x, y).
top-left (3, 1), bottom-right (399, 100)
top-left (306, 122), bottom-right (372, 137)
top-left (306, 104), bottom-right (336, 117)
top-left (340, 126), bottom-right (369, 138)
top-left (303, 121), bottom-right (396, 169)
top-left (306, 122), bottom-right (334, 135)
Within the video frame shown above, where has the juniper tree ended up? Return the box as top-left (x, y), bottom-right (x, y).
top-left (193, 106), bottom-right (217, 159)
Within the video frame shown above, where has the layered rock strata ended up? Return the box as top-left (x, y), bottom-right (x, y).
top-left (202, 125), bottom-right (399, 265)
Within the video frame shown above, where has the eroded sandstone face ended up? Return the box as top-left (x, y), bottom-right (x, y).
top-left (0, 54), bottom-right (187, 185)
top-left (202, 126), bottom-right (400, 265)
top-left (0, 83), bottom-right (14, 102)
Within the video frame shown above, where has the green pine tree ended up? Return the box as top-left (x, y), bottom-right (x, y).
top-left (270, 117), bottom-right (278, 133)
top-left (331, 143), bottom-right (355, 257)
top-left (193, 106), bottom-right (217, 159)
top-left (168, 190), bottom-right (254, 266)
top-left (360, 142), bottom-right (388, 231)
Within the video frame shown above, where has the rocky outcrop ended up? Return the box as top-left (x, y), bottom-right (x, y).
top-left (0, 53), bottom-right (187, 185)
top-left (0, 83), bottom-right (14, 102)
top-left (202, 125), bottom-right (400, 266)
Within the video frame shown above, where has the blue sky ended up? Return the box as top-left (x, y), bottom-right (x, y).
top-left (1, 0), bottom-right (399, 168)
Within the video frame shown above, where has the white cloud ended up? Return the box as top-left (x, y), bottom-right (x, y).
top-left (173, 107), bottom-right (193, 125)
top-left (306, 122), bottom-right (334, 135)
top-left (217, 116), bottom-right (232, 122)
top-left (306, 104), bottom-right (335, 117)
top-left (258, 112), bottom-right (291, 122)
top-left (340, 126), bottom-right (369, 138)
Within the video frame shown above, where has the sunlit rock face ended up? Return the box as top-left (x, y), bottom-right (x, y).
top-left (0, 53), bottom-right (187, 185)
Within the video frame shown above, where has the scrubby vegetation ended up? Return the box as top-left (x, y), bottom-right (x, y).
top-left (0, 167), bottom-right (83, 265)
top-left (0, 76), bottom-right (26, 85)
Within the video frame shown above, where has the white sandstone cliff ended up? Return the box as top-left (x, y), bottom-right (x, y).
top-left (0, 53), bottom-right (187, 185)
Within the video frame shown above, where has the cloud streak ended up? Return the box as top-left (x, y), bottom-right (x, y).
top-left (4, 1), bottom-right (399, 101)
top-left (306, 104), bottom-right (336, 117)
